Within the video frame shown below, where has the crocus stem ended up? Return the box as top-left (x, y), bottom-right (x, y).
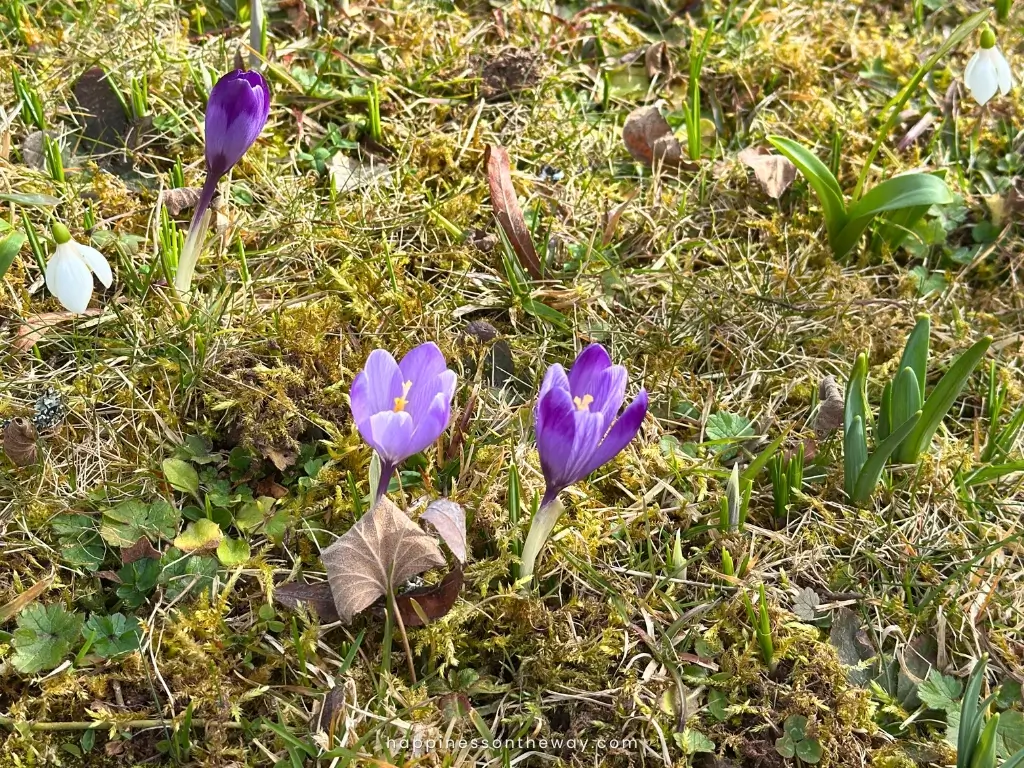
top-left (173, 175), bottom-right (218, 294)
top-left (374, 461), bottom-right (395, 507)
top-left (518, 495), bottom-right (563, 587)
top-left (249, 0), bottom-right (265, 68)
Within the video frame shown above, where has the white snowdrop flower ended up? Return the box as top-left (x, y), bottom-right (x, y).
top-left (44, 223), bottom-right (113, 314)
top-left (964, 26), bottom-right (1014, 106)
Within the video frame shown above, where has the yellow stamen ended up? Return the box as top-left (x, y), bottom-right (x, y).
top-left (573, 394), bottom-right (594, 411)
top-left (393, 380), bottom-right (413, 412)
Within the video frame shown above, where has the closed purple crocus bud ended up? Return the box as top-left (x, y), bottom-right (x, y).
top-left (350, 342), bottom-right (458, 501)
top-left (521, 344), bottom-right (648, 582)
top-left (174, 69), bottom-right (271, 294)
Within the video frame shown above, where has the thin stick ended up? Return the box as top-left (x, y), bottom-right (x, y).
top-left (388, 586), bottom-right (417, 684)
top-left (0, 717), bottom-right (244, 732)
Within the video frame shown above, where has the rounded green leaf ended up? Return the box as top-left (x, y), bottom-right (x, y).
top-left (775, 733), bottom-right (796, 759)
top-left (0, 231), bottom-right (27, 279)
top-left (797, 738), bottom-right (823, 764)
top-left (162, 458), bottom-right (199, 496)
top-left (173, 519), bottom-right (223, 553)
top-left (217, 537), bottom-right (251, 566)
top-left (785, 714), bottom-right (808, 740)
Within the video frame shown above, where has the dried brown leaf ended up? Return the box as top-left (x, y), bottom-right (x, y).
top-left (264, 446), bottom-right (297, 471)
top-left (0, 577), bottom-right (52, 623)
top-left (485, 145), bottom-right (543, 280)
top-left (421, 499), bottom-right (467, 563)
top-left (160, 187), bottom-right (202, 216)
top-left (3, 417), bottom-right (37, 466)
top-left (321, 498), bottom-right (445, 623)
top-left (14, 310), bottom-right (102, 352)
top-left (254, 477), bottom-right (289, 499)
top-left (396, 566), bottom-right (463, 627)
top-left (816, 375), bottom-right (845, 436)
top-left (274, 581), bottom-right (340, 622)
top-left (121, 536), bottom-right (161, 565)
top-left (622, 106), bottom-right (692, 169)
top-left (644, 41), bottom-right (673, 81)
top-left (738, 147), bottom-right (796, 199)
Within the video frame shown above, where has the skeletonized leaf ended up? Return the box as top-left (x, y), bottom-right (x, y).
top-left (485, 145), bottom-right (543, 280)
top-left (421, 499), bottom-right (467, 563)
top-left (321, 497), bottom-right (445, 623)
top-left (738, 147), bottom-right (797, 199)
top-left (622, 106), bottom-right (689, 168)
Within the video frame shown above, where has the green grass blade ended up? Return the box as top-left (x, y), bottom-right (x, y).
top-left (962, 461), bottom-right (1024, 487)
top-left (891, 367), bottom-right (922, 451)
top-left (971, 712), bottom-right (999, 768)
top-left (898, 314), bottom-right (930, 401)
top-left (902, 337), bottom-right (992, 462)
top-left (767, 135), bottom-right (847, 241)
top-left (958, 657), bottom-right (987, 768)
top-left (878, 381), bottom-right (892, 442)
top-left (742, 428), bottom-right (790, 482)
top-left (853, 411), bottom-right (920, 504)
top-left (844, 415), bottom-right (868, 500)
top-left (1001, 748), bottom-right (1024, 768)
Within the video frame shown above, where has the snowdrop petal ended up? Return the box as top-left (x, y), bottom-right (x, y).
top-left (76, 244), bottom-right (113, 288)
top-left (993, 46), bottom-right (1014, 95)
top-left (965, 50), bottom-right (998, 106)
top-left (45, 249), bottom-right (94, 313)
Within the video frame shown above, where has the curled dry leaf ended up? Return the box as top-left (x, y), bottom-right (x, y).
top-left (421, 499), bottom-right (467, 563)
top-left (14, 310), bottom-right (103, 352)
top-left (485, 145), bottom-right (543, 280)
top-left (622, 106), bottom-right (692, 169)
top-left (0, 577), bottom-right (52, 623)
top-left (816, 375), bottom-right (845, 436)
top-left (644, 41), bottom-right (673, 81)
top-left (738, 147), bottom-right (796, 199)
top-left (274, 580), bottom-right (340, 622)
top-left (396, 566), bottom-right (463, 627)
top-left (602, 189), bottom-right (639, 246)
top-left (159, 187), bottom-right (221, 217)
top-left (321, 497), bottom-right (445, 623)
top-left (3, 417), bottom-right (38, 466)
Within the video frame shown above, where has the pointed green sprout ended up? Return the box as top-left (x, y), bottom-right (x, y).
top-left (767, 136), bottom-right (953, 260)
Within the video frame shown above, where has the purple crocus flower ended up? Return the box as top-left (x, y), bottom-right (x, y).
top-left (349, 342), bottom-right (457, 501)
top-left (174, 69), bottom-right (271, 293)
top-left (536, 344), bottom-right (648, 504)
top-left (521, 344), bottom-right (647, 582)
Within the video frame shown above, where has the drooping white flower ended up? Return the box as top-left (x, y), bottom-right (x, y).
top-left (44, 223), bottom-right (112, 314)
top-left (964, 27), bottom-right (1014, 106)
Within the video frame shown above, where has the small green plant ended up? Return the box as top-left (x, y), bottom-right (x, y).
top-left (12, 69), bottom-right (45, 129)
top-left (0, 229), bottom-right (27, 280)
top-left (719, 464), bottom-right (752, 533)
top-left (878, 315), bottom-right (992, 465)
top-left (775, 715), bottom-right (822, 765)
top-left (981, 361), bottom-right (1024, 464)
top-left (768, 444), bottom-right (803, 523)
top-left (956, 656), bottom-right (1024, 768)
top-left (683, 29), bottom-right (713, 161)
top-left (768, 135), bottom-right (952, 260)
top-left (844, 352), bottom-right (922, 505)
top-left (743, 583), bottom-right (774, 670)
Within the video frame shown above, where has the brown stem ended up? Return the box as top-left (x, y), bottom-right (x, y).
top-left (388, 586), bottom-right (416, 684)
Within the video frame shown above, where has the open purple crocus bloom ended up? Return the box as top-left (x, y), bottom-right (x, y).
top-left (174, 70), bottom-right (271, 293)
top-left (521, 344), bottom-right (647, 582)
top-left (350, 342), bottom-right (457, 501)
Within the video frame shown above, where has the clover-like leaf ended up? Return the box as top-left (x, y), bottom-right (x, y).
top-left (321, 497), bottom-right (445, 623)
top-left (12, 604), bottom-right (83, 674)
top-left (421, 499), bottom-right (467, 563)
top-left (116, 558), bottom-right (160, 609)
top-left (785, 715), bottom-right (809, 741)
top-left (796, 738), bottom-right (822, 764)
top-left (84, 613), bottom-right (142, 658)
top-left (173, 519), bottom-right (223, 554)
top-left (775, 732), bottom-right (796, 759)
top-left (100, 499), bottom-right (180, 548)
top-left (159, 547), bottom-right (218, 602)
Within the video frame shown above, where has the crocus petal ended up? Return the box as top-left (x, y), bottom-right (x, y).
top-left (588, 365), bottom-right (627, 431)
top-left (536, 387), bottom-right (577, 493)
top-left (350, 355), bottom-right (404, 435)
top-left (993, 46), bottom-right (1013, 94)
top-left (406, 392), bottom-right (453, 456)
top-left (965, 50), bottom-right (998, 106)
top-left (580, 389), bottom-right (649, 478)
top-left (45, 247), bottom-right (93, 314)
top-left (561, 410), bottom-right (605, 485)
top-left (398, 342), bottom-right (448, 384)
top-left (539, 364), bottom-right (569, 400)
top-left (76, 244), bottom-right (113, 288)
top-left (567, 344), bottom-right (613, 399)
top-left (367, 410), bottom-right (415, 465)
